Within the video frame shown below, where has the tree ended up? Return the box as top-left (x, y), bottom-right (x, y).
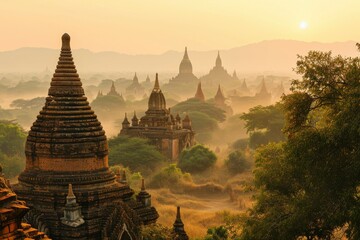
top-left (240, 49), bottom-right (360, 239)
top-left (225, 151), bottom-right (249, 175)
top-left (108, 135), bottom-right (165, 175)
top-left (0, 120), bottom-right (26, 178)
top-left (178, 145), bottom-right (217, 173)
top-left (240, 103), bottom-right (285, 149)
top-left (150, 164), bottom-right (192, 188)
top-left (171, 98), bottom-right (226, 122)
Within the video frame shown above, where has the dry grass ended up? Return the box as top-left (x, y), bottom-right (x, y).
top-left (150, 188), bottom-right (253, 239)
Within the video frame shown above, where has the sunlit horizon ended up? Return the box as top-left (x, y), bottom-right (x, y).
top-left (1, 0), bottom-right (360, 54)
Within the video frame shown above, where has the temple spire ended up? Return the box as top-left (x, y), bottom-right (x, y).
top-left (183, 47), bottom-right (189, 59)
top-left (120, 170), bottom-right (127, 184)
top-left (61, 33), bottom-right (71, 51)
top-left (173, 206), bottom-right (189, 240)
top-left (62, 184), bottom-right (85, 227)
top-left (122, 113), bottom-right (130, 129)
top-left (214, 84), bottom-right (226, 105)
top-left (194, 81), bottom-right (205, 102)
top-left (154, 73), bottom-right (160, 90)
top-left (136, 179), bottom-right (151, 207)
top-left (132, 111), bottom-right (139, 126)
top-left (67, 183), bottom-right (75, 200)
top-left (48, 33), bottom-right (83, 97)
top-left (133, 72), bottom-right (139, 84)
top-left (179, 47), bottom-right (193, 74)
top-left (141, 178), bottom-right (146, 191)
top-left (216, 51), bottom-right (222, 67)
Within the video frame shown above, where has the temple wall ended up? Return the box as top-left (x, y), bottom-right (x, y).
top-left (25, 155), bottom-right (108, 171)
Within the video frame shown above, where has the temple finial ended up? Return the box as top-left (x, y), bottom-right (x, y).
top-left (61, 33), bottom-right (71, 51)
top-left (176, 206), bottom-right (181, 220)
top-left (120, 170), bottom-right (127, 184)
top-left (141, 178), bottom-right (146, 191)
top-left (184, 47), bottom-right (188, 59)
top-left (67, 184), bottom-right (75, 199)
top-left (154, 73), bottom-right (160, 90)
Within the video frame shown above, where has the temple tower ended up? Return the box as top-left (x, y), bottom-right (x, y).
top-left (194, 82), bottom-right (205, 101)
top-left (215, 51), bottom-right (222, 68)
top-left (172, 206), bottom-right (189, 240)
top-left (214, 84), bottom-right (226, 106)
top-left (179, 47), bottom-right (193, 74)
top-left (14, 33), bottom-right (158, 240)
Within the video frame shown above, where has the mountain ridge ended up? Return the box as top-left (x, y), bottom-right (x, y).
top-left (0, 40), bottom-right (358, 73)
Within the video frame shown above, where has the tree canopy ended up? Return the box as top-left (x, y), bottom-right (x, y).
top-left (0, 120), bottom-right (26, 178)
top-left (171, 98), bottom-right (226, 143)
top-left (240, 103), bottom-right (285, 149)
top-left (178, 144), bottom-right (217, 173)
top-left (240, 49), bottom-right (360, 239)
top-left (108, 135), bottom-right (165, 175)
top-left (171, 98), bottom-right (226, 122)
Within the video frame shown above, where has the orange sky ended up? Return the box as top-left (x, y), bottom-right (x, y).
top-left (1, 0), bottom-right (359, 54)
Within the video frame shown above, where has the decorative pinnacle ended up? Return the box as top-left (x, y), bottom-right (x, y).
top-left (176, 206), bottom-right (181, 220)
top-left (67, 184), bottom-right (75, 198)
top-left (121, 170), bottom-right (127, 184)
top-left (154, 73), bottom-right (160, 90)
top-left (141, 178), bottom-right (146, 191)
top-left (61, 33), bottom-right (71, 51)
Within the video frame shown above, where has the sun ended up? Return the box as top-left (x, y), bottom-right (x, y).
top-left (299, 21), bottom-right (308, 29)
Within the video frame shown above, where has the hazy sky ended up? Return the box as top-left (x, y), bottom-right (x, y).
top-left (1, 0), bottom-right (359, 54)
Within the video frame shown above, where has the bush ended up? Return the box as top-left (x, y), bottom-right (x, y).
top-left (108, 135), bottom-right (165, 175)
top-left (150, 164), bottom-right (192, 188)
top-left (225, 151), bottom-right (249, 175)
top-left (178, 145), bottom-right (217, 173)
top-left (109, 165), bottom-right (143, 187)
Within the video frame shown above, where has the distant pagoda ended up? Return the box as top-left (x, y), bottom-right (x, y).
top-left (193, 81), bottom-right (205, 101)
top-left (200, 51), bottom-right (235, 87)
top-left (126, 72), bottom-right (145, 98)
top-left (120, 74), bottom-right (195, 161)
top-left (164, 47), bottom-right (199, 98)
top-left (14, 33), bottom-right (158, 240)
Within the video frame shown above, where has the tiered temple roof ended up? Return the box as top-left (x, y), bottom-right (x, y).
top-left (121, 74), bottom-right (195, 160)
top-left (172, 207), bottom-right (189, 240)
top-left (0, 166), bottom-right (51, 240)
top-left (14, 33), bottom-right (158, 240)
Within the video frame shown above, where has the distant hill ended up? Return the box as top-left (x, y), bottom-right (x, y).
top-left (0, 40), bottom-right (358, 74)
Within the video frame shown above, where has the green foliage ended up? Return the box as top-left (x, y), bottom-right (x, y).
top-left (240, 48), bottom-right (360, 239)
top-left (171, 98), bottom-right (226, 143)
top-left (141, 223), bottom-right (173, 240)
top-left (204, 226), bottom-right (228, 240)
top-left (108, 135), bottom-right (165, 175)
top-left (0, 120), bottom-right (26, 178)
top-left (203, 211), bottom-right (244, 240)
top-left (150, 164), bottom-right (192, 188)
top-left (178, 145), bottom-right (217, 173)
top-left (171, 98), bottom-right (226, 122)
top-left (189, 111), bottom-right (219, 133)
top-left (109, 165), bottom-right (143, 187)
top-left (240, 103), bottom-right (285, 149)
top-left (225, 151), bottom-right (249, 175)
